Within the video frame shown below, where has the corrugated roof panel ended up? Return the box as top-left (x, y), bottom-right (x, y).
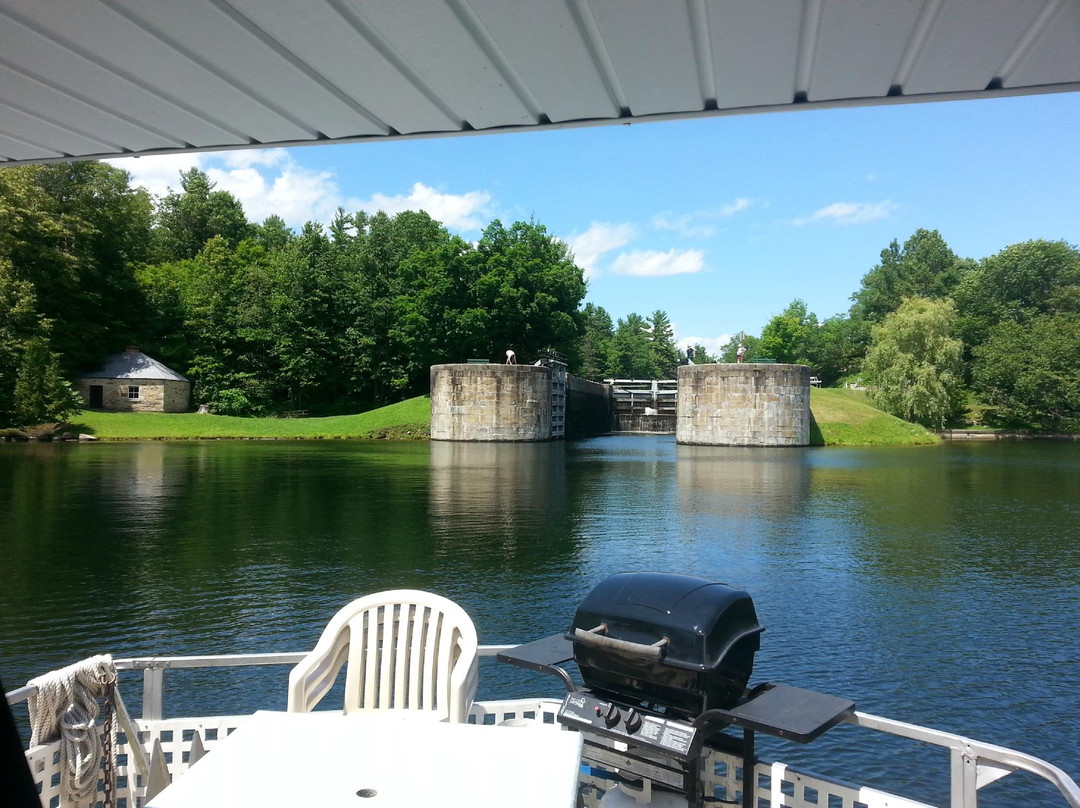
top-left (904, 0), bottom-right (1048, 95)
top-left (0, 65), bottom-right (181, 154)
top-left (0, 6), bottom-right (246, 150)
top-left (0, 105), bottom-right (118, 158)
top-left (109, 0), bottom-right (389, 140)
top-left (227, 0), bottom-right (459, 136)
top-left (589, 0), bottom-right (704, 116)
top-left (708, 0), bottom-right (804, 109)
top-left (0, 133), bottom-right (63, 163)
top-left (809, 0), bottom-right (925, 101)
top-left (11, 0), bottom-right (315, 146)
top-left (1005, 1), bottom-right (1080, 89)
top-left (0, 0), bottom-right (1076, 166)
top-left (349, 0), bottom-right (536, 131)
top-left (469, 0), bottom-right (621, 123)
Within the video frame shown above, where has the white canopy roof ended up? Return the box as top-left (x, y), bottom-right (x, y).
top-left (2, 0), bottom-right (1078, 166)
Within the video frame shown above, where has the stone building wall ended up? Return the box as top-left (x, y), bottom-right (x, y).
top-left (430, 364), bottom-right (553, 441)
top-left (77, 378), bottom-right (191, 413)
top-left (676, 364), bottom-right (811, 447)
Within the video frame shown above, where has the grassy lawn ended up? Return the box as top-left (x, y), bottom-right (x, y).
top-left (809, 388), bottom-right (938, 446)
top-left (60, 389), bottom-right (932, 446)
top-left (69, 396), bottom-right (431, 440)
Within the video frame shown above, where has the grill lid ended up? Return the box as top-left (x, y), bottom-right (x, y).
top-left (568, 572), bottom-right (763, 714)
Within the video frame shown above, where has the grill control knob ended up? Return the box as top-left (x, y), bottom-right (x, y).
top-left (604, 703), bottom-right (621, 728)
top-left (624, 708), bottom-right (642, 734)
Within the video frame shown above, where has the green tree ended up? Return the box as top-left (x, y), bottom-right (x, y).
top-left (471, 220), bottom-right (586, 362)
top-left (647, 310), bottom-right (680, 378)
top-left (971, 313), bottom-right (1080, 431)
top-left (0, 260), bottom-right (44, 423)
top-left (392, 218), bottom-right (586, 398)
top-left (686, 343), bottom-right (717, 364)
top-left (153, 169), bottom-right (251, 261)
top-left (851, 229), bottom-right (969, 324)
top-left (266, 222), bottom-right (347, 411)
top-left (349, 211), bottom-right (454, 405)
top-left (12, 336), bottom-right (83, 426)
top-left (610, 313), bottom-right (657, 378)
top-left (576, 303), bottom-right (615, 380)
top-left (954, 239), bottom-right (1080, 351)
top-left (759, 299), bottom-right (815, 364)
top-left (0, 163), bottom-right (151, 374)
top-left (253, 215), bottom-right (295, 253)
top-left (863, 297), bottom-right (964, 428)
top-left (718, 333), bottom-right (760, 363)
top-left (800, 315), bottom-right (865, 386)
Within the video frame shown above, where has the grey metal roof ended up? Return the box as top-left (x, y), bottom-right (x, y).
top-left (80, 352), bottom-right (189, 383)
top-left (1, 0), bottom-right (1078, 166)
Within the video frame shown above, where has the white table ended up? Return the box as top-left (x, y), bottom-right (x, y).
top-left (147, 710), bottom-right (584, 808)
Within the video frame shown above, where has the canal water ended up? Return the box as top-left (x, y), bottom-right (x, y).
top-left (2, 436), bottom-right (1078, 806)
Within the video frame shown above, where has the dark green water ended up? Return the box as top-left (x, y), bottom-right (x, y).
top-left (2, 437), bottom-right (1078, 805)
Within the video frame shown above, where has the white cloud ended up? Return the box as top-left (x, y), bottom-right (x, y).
top-left (720, 197), bottom-right (752, 217)
top-left (610, 248), bottom-right (705, 277)
top-left (566, 222), bottom-right (636, 278)
top-left (108, 150), bottom-right (494, 232)
top-left (107, 152), bottom-right (206, 198)
top-left (357, 182), bottom-right (492, 231)
top-left (792, 201), bottom-right (897, 226)
top-left (651, 198), bottom-right (754, 238)
top-left (651, 213), bottom-right (716, 239)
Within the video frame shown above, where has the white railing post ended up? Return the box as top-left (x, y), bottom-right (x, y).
top-left (143, 665), bottom-right (164, 720)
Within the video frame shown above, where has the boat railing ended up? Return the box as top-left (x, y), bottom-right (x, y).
top-left (8, 650), bottom-right (1080, 808)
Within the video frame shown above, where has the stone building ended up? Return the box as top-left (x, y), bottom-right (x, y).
top-left (76, 348), bottom-right (191, 413)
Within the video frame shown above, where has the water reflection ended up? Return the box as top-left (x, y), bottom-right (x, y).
top-left (1, 438), bottom-right (1077, 807)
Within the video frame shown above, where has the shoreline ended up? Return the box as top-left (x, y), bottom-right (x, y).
top-left (938, 429), bottom-right (1079, 441)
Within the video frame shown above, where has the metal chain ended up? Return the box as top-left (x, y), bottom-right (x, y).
top-left (100, 672), bottom-right (117, 808)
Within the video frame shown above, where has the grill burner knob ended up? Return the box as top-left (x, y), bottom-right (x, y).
top-left (624, 708), bottom-right (642, 734)
top-left (604, 703), bottom-right (621, 728)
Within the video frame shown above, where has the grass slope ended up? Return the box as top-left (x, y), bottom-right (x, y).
top-left (67, 390), bottom-right (933, 446)
top-left (70, 397), bottom-right (431, 440)
top-left (810, 388), bottom-right (938, 446)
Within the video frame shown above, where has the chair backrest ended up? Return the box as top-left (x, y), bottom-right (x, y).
top-left (287, 590), bottom-right (479, 723)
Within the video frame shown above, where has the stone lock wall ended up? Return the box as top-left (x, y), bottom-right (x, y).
top-left (430, 364), bottom-right (553, 441)
top-left (676, 364), bottom-right (811, 447)
top-left (77, 378), bottom-right (191, 413)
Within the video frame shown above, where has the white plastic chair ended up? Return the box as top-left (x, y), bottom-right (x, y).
top-left (287, 590), bottom-right (479, 723)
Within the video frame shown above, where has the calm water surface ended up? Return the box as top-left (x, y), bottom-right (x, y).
top-left (2, 437), bottom-right (1078, 805)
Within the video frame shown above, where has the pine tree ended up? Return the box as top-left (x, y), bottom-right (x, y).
top-left (13, 337), bottom-right (83, 426)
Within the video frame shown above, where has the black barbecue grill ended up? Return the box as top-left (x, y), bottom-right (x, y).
top-left (497, 572), bottom-right (855, 808)
top-left (568, 572), bottom-right (763, 719)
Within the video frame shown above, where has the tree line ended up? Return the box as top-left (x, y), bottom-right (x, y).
top-left (720, 230), bottom-right (1079, 431)
top-left (1, 163), bottom-right (586, 422)
top-left (1, 162), bottom-right (1077, 431)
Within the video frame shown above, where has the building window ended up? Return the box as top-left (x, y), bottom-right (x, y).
top-left (127, 386), bottom-right (140, 400)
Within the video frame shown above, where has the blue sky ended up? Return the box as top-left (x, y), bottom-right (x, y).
top-left (111, 91), bottom-right (1079, 355)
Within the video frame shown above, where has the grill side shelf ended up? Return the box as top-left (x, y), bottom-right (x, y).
top-left (695, 683), bottom-right (856, 744)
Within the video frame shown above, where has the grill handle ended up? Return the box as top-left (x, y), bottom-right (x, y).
top-left (573, 624), bottom-right (670, 660)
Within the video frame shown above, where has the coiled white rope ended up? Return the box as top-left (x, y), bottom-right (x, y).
top-left (27, 654), bottom-right (116, 807)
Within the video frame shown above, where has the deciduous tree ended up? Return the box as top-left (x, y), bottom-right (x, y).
top-left (851, 229), bottom-right (969, 324)
top-left (971, 313), bottom-right (1080, 431)
top-left (863, 297), bottom-right (964, 428)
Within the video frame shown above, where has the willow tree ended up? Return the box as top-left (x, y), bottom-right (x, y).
top-left (863, 297), bottom-right (964, 429)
